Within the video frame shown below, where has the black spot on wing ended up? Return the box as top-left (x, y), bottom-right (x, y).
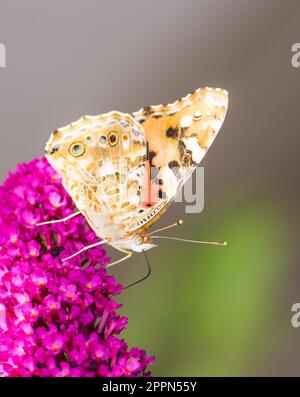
top-left (153, 178), bottom-right (163, 186)
top-left (158, 189), bottom-right (167, 199)
top-left (168, 160), bottom-right (179, 169)
top-left (178, 140), bottom-right (195, 167)
top-left (148, 151), bottom-right (157, 167)
top-left (142, 106), bottom-right (154, 117)
top-left (166, 127), bottom-right (179, 139)
top-left (49, 144), bottom-right (60, 155)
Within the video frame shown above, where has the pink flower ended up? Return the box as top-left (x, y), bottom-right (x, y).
top-left (22, 209), bottom-right (40, 227)
top-left (48, 191), bottom-right (63, 208)
top-left (0, 304), bottom-right (7, 332)
top-left (44, 333), bottom-right (66, 354)
top-left (0, 158), bottom-right (154, 377)
top-left (31, 270), bottom-right (47, 286)
top-left (27, 241), bottom-right (40, 257)
top-left (44, 295), bottom-right (60, 311)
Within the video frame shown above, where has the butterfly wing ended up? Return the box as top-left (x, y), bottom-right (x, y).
top-left (127, 87), bottom-right (228, 233)
top-left (45, 87), bottom-right (228, 242)
top-left (45, 112), bottom-right (147, 241)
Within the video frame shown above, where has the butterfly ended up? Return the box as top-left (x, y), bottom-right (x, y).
top-left (40, 86), bottom-right (228, 275)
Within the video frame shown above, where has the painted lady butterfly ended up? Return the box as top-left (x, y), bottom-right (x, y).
top-left (40, 86), bottom-right (228, 270)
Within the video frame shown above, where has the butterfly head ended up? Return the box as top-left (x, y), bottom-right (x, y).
top-left (133, 234), bottom-right (155, 251)
top-left (112, 233), bottom-right (157, 253)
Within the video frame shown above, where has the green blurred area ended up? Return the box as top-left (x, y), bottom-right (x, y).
top-left (117, 198), bottom-right (291, 376)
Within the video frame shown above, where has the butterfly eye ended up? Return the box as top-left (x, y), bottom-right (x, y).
top-left (134, 236), bottom-right (143, 245)
top-left (84, 136), bottom-right (94, 145)
top-left (108, 131), bottom-right (118, 147)
top-left (193, 111), bottom-right (202, 120)
top-left (99, 135), bottom-right (107, 145)
top-left (70, 142), bottom-right (85, 157)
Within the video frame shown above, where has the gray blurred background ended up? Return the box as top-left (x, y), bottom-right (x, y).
top-left (1, 0), bottom-right (300, 376)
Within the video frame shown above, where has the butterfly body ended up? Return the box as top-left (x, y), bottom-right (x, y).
top-left (45, 87), bottom-right (228, 254)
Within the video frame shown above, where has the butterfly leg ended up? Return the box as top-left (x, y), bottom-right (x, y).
top-left (37, 211), bottom-right (82, 226)
top-left (105, 246), bottom-right (132, 269)
top-left (62, 239), bottom-right (109, 262)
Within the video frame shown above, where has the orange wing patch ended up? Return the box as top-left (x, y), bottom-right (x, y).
top-left (127, 87), bottom-right (228, 233)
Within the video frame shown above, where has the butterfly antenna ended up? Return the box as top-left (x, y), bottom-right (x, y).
top-left (149, 219), bottom-right (184, 236)
top-left (124, 250), bottom-right (152, 290)
top-left (151, 236), bottom-right (227, 246)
